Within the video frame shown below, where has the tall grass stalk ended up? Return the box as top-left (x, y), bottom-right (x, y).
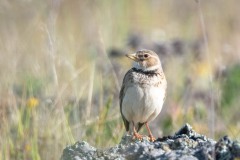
top-left (196, 0), bottom-right (215, 138)
top-left (86, 62), bottom-right (95, 121)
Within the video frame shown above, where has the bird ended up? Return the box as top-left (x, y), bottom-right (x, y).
top-left (119, 49), bottom-right (167, 142)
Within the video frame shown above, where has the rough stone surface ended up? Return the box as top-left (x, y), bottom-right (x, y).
top-left (61, 124), bottom-right (240, 160)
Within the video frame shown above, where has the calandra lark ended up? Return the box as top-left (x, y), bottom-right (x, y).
top-left (120, 49), bottom-right (167, 142)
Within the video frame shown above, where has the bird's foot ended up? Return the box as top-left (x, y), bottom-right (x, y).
top-left (148, 135), bottom-right (156, 142)
top-left (133, 132), bottom-right (143, 141)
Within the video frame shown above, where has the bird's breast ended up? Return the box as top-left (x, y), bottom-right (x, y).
top-left (122, 83), bottom-right (165, 124)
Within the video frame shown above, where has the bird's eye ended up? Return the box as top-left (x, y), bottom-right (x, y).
top-left (144, 54), bottom-right (149, 58)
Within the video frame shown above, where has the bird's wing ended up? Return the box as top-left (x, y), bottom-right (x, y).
top-left (119, 70), bottom-right (132, 132)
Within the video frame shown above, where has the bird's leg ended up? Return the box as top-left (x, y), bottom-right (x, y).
top-left (145, 123), bottom-right (156, 142)
top-left (133, 125), bottom-right (143, 141)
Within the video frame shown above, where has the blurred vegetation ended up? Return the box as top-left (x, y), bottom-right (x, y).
top-left (221, 64), bottom-right (240, 108)
top-left (0, 0), bottom-right (239, 159)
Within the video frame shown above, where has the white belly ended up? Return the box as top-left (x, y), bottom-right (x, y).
top-left (122, 85), bottom-right (165, 124)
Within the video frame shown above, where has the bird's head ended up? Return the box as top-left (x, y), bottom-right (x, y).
top-left (126, 49), bottom-right (162, 72)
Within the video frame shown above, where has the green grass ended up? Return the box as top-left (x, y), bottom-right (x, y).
top-left (0, 0), bottom-right (240, 159)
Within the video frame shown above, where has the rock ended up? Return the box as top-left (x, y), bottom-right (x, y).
top-left (215, 136), bottom-right (240, 160)
top-left (61, 124), bottom-right (240, 160)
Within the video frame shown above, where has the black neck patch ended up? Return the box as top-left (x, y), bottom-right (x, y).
top-left (132, 67), bottom-right (158, 75)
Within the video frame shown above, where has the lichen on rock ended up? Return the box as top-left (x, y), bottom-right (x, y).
top-left (61, 124), bottom-right (240, 160)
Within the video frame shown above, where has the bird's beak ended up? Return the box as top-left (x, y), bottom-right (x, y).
top-left (126, 53), bottom-right (138, 62)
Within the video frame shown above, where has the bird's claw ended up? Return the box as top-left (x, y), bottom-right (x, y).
top-left (133, 132), bottom-right (143, 141)
top-left (148, 135), bottom-right (156, 142)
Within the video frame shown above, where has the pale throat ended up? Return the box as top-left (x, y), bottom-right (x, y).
top-left (133, 62), bottom-right (161, 72)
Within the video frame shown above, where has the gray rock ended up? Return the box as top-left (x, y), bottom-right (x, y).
top-left (61, 124), bottom-right (240, 160)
